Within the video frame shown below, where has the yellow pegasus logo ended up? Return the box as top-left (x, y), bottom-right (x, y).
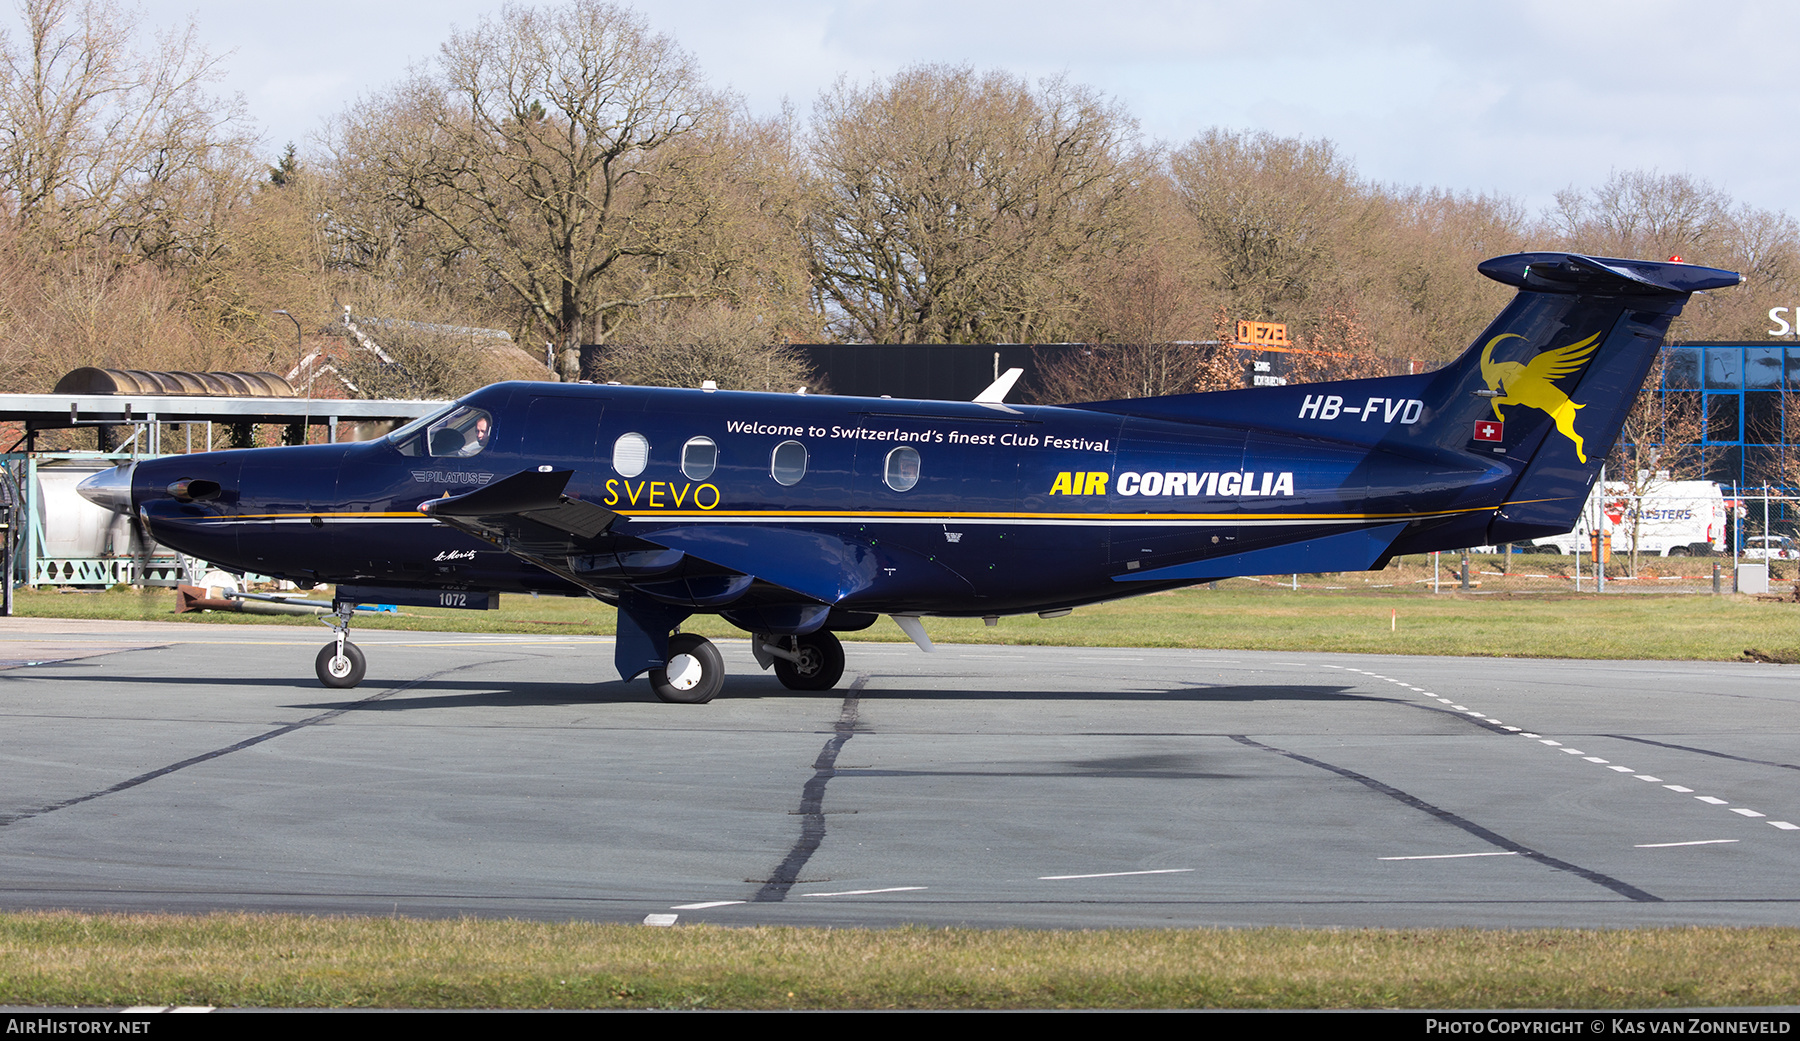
top-left (1479, 331), bottom-right (1600, 462)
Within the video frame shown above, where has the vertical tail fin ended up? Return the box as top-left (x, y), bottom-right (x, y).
top-left (1458, 254), bottom-right (1738, 544)
top-left (1066, 252), bottom-right (1739, 546)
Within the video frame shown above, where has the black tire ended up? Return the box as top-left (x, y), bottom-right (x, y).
top-left (1667, 546), bottom-right (1690, 557)
top-left (651, 633), bottom-right (724, 704)
top-left (315, 641), bottom-right (366, 689)
top-left (774, 631), bottom-right (845, 691)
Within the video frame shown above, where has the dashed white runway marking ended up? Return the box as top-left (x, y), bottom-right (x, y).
top-left (1326, 660), bottom-right (1798, 837)
top-left (1038, 869), bottom-right (1196, 880)
top-left (671, 900), bottom-right (745, 909)
top-left (800, 886), bottom-right (927, 897)
top-left (1636, 840), bottom-right (1738, 848)
top-left (1379, 851), bottom-right (1520, 861)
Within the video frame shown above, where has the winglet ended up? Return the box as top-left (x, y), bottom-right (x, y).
top-left (973, 368), bottom-right (1024, 403)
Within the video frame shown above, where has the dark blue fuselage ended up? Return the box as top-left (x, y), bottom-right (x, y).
top-left (129, 380), bottom-right (1508, 619)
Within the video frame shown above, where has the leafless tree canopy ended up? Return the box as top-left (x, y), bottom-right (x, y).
top-left (329, 0), bottom-right (732, 378)
top-left (0, 0), bottom-right (254, 263)
top-left (589, 302), bottom-right (820, 392)
top-left (806, 64), bottom-right (1144, 344)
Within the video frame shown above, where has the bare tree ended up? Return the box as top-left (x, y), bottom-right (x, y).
top-left (807, 64), bottom-right (1142, 344)
top-left (0, 0), bottom-right (254, 263)
top-left (1551, 170), bottom-right (1728, 259)
top-left (590, 301), bottom-right (819, 392)
top-left (331, 0), bottom-right (731, 379)
top-left (1170, 130), bottom-right (1373, 322)
top-left (1552, 169), bottom-right (1800, 341)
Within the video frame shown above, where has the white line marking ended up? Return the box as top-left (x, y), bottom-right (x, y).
top-left (1697, 796), bottom-right (1730, 805)
top-left (1520, 733), bottom-right (1541, 738)
top-left (1038, 869), bottom-right (1196, 880)
top-left (1540, 740), bottom-right (1562, 746)
top-left (800, 886), bottom-right (928, 897)
top-left (1608, 766), bottom-right (1636, 772)
top-left (1731, 808), bottom-right (1768, 818)
top-left (670, 901), bottom-right (745, 910)
top-left (643, 914), bottom-right (678, 926)
top-left (1636, 840), bottom-right (1739, 848)
top-left (1665, 785), bottom-right (1695, 793)
top-left (1635, 776), bottom-right (1663, 782)
top-left (1379, 852), bottom-right (1520, 861)
top-left (1562, 748), bottom-right (1586, 755)
top-left (1502, 726), bottom-right (1522, 731)
top-left (1771, 822), bottom-right (1800, 830)
top-left (1583, 757), bottom-right (1609, 763)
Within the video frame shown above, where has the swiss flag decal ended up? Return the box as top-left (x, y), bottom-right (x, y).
top-left (1473, 419), bottom-right (1504, 442)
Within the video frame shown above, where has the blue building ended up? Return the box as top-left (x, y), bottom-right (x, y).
top-left (1654, 342), bottom-right (1797, 490)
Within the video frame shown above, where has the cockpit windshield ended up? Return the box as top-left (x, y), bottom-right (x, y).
top-left (390, 405), bottom-right (494, 458)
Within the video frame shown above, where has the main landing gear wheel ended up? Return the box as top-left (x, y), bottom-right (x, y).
top-left (315, 641), bottom-right (366, 689)
top-left (651, 633), bottom-right (724, 704)
top-left (774, 630), bottom-right (845, 691)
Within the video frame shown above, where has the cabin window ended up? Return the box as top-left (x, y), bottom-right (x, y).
top-left (612, 432), bottom-right (650, 477)
top-left (884, 446), bottom-right (921, 491)
top-left (423, 407), bottom-right (493, 458)
top-left (771, 440), bottom-right (807, 486)
top-left (682, 437), bottom-right (718, 481)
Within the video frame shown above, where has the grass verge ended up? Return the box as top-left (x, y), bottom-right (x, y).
top-left (3, 913), bottom-right (1797, 1009)
top-left (11, 570), bottom-right (1799, 662)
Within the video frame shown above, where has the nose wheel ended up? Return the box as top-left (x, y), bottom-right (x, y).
top-left (316, 640), bottom-right (366, 688)
top-left (315, 601), bottom-right (366, 689)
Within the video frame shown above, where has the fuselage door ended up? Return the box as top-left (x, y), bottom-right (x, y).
top-left (524, 395), bottom-right (603, 481)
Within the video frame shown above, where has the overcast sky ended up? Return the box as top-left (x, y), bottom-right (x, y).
top-left (107, 0), bottom-right (1800, 220)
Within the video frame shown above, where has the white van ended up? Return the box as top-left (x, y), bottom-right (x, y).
top-left (1529, 480), bottom-right (1725, 557)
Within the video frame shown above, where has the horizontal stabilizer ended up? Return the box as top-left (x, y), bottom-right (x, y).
top-left (1477, 253), bottom-right (1740, 295)
top-left (1113, 522), bottom-right (1408, 584)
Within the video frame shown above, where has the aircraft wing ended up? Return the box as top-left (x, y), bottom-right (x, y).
top-left (419, 468), bottom-right (619, 544)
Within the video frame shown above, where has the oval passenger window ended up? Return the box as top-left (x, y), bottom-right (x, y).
top-left (884, 446), bottom-right (921, 492)
top-left (612, 432), bottom-right (649, 477)
top-left (771, 440), bottom-right (807, 486)
top-left (682, 437), bottom-right (718, 481)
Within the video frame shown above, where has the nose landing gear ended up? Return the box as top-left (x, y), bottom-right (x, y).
top-left (315, 602), bottom-right (366, 688)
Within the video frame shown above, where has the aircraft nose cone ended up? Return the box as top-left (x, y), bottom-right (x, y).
top-left (76, 463), bottom-right (135, 515)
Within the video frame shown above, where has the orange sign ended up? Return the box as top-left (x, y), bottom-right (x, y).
top-left (1236, 320), bottom-right (1289, 347)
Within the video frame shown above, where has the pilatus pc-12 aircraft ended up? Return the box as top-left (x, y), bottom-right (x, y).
top-left (78, 252), bottom-right (1738, 702)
